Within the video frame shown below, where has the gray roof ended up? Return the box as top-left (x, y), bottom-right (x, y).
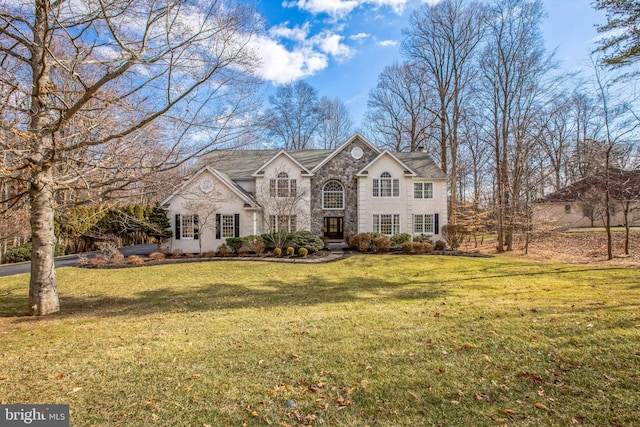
top-left (193, 148), bottom-right (446, 180)
top-left (395, 152), bottom-right (448, 180)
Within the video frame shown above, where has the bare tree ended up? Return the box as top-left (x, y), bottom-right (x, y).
top-left (403, 0), bottom-right (486, 223)
top-left (317, 97), bottom-right (353, 149)
top-left (591, 56), bottom-right (640, 259)
top-left (266, 81), bottom-right (321, 150)
top-left (477, 0), bottom-right (553, 252)
top-left (364, 62), bottom-right (435, 152)
top-left (0, 0), bottom-right (261, 315)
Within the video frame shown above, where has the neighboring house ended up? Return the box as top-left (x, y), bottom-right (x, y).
top-left (160, 133), bottom-right (448, 253)
top-left (532, 168), bottom-right (640, 228)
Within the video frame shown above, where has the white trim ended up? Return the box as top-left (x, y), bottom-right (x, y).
top-left (161, 166), bottom-right (260, 209)
top-left (252, 150), bottom-right (313, 177)
top-left (322, 180), bottom-right (345, 210)
top-left (356, 150), bottom-right (418, 177)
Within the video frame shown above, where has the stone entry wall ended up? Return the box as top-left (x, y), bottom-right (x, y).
top-left (310, 138), bottom-right (378, 238)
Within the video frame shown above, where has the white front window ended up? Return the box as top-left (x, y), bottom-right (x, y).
top-left (414, 214), bottom-right (434, 234)
top-left (178, 214), bottom-right (199, 239)
top-left (221, 215), bottom-right (236, 238)
top-left (373, 172), bottom-right (399, 198)
top-left (270, 172), bottom-right (297, 198)
top-left (414, 182), bottom-right (433, 199)
top-left (373, 214), bottom-right (400, 235)
top-left (323, 181), bottom-right (344, 209)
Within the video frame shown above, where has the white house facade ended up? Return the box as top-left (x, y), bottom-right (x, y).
top-left (160, 134), bottom-right (448, 253)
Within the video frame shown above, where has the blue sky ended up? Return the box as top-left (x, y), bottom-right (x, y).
top-left (252, 0), bottom-right (606, 126)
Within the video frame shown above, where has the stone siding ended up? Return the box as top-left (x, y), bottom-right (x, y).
top-left (310, 138), bottom-right (378, 236)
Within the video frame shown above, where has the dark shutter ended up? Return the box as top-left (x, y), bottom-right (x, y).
top-left (234, 214), bottom-right (240, 238)
top-left (215, 214), bottom-right (221, 239)
top-left (175, 214), bottom-right (181, 240)
top-left (193, 214), bottom-right (199, 240)
top-left (434, 213), bottom-right (439, 235)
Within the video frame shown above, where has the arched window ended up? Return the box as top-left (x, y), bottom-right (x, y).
top-left (323, 181), bottom-right (344, 209)
top-left (373, 172), bottom-right (399, 197)
top-left (270, 172), bottom-right (297, 197)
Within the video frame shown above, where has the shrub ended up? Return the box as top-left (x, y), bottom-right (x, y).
top-left (111, 252), bottom-right (125, 264)
top-left (128, 255), bottom-right (144, 265)
top-left (401, 242), bottom-right (413, 253)
top-left (373, 236), bottom-right (391, 253)
top-left (242, 235), bottom-right (265, 250)
top-left (226, 237), bottom-right (243, 253)
top-left (288, 231), bottom-right (324, 252)
top-left (413, 234), bottom-right (431, 243)
top-left (172, 249), bottom-right (183, 258)
top-left (349, 233), bottom-right (371, 253)
top-left (217, 244), bottom-right (232, 257)
top-left (5, 242), bottom-right (66, 263)
top-left (391, 233), bottom-right (412, 246)
top-left (253, 241), bottom-right (266, 256)
top-left (286, 246), bottom-right (295, 256)
top-left (434, 240), bottom-right (446, 251)
top-left (149, 252), bottom-right (166, 261)
top-left (441, 224), bottom-right (467, 250)
top-left (237, 246), bottom-right (250, 257)
top-left (203, 250), bottom-right (216, 258)
top-left (273, 247), bottom-right (282, 256)
top-left (411, 241), bottom-right (425, 253)
top-left (90, 253), bottom-right (107, 266)
top-left (298, 247), bottom-right (309, 257)
top-left (368, 232), bottom-right (384, 242)
top-left (421, 241), bottom-right (434, 253)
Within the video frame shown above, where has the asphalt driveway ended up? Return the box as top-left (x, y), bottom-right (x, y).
top-left (0, 244), bottom-right (157, 277)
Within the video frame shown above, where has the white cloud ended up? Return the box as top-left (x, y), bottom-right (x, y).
top-left (269, 22), bottom-right (310, 42)
top-left (312, 31), bottom-right (354, 59)
top-left (251, 20), bottom-right (354, 84)
top-left (378, 39), bottom-right (398, 47)
top-left (284, 0), bottom-right (421, 18)
top-left (283, 0), bottom-right (359, 18)
top-left (350, 32), bottom-right (370, 41)
top-left (250, 34), bottom-right (329, 83)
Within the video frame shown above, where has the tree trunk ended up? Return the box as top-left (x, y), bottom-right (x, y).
top-left (29, 166), bottom-right (59, 315)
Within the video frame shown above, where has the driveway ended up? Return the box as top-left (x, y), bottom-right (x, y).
top-left (0, 244), bottom-right (157, 277)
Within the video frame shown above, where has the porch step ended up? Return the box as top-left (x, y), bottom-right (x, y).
top-left (326, 240), bottom-right (348, 251)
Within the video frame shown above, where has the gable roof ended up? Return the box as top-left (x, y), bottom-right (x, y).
top-left (251, 150), bottom-right (314, 177)
top-left (357, 150), bottom-right (418, 177)
top-left (193, 149), bottom-right (332, 180)
top-left (161, 166), bottom-right (260, 208)
top-left (189, 134), bottom-right (446, 181)
top-left (537, 168), bottom-right (640, 203)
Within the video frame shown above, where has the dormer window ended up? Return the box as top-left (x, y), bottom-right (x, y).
top-left (373, 172), bottom-right (399, 198)
top-left (270, 172), bottom-right (297, 197)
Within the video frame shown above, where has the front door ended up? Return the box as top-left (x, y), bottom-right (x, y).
top-left (324, 217), bottom-right (344, 239)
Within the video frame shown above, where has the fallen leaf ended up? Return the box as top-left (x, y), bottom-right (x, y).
top-left (68, 387), bottom-right (82, 394)
top-left (535, 402), bottom-right (551, 412)
top-left (572, 415), bottom-right (585, 424)
top-left (498, 409), bottom-right (516, 419)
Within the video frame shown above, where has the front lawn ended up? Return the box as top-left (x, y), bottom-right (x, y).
top-left (1, 256), bottom-right (639, 426)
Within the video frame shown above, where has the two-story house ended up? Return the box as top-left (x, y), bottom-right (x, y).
top-left (160, 133), bottom-right (448, 253)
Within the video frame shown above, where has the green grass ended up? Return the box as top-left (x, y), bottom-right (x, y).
top-left (1, 256), bottom-right (639, 426)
